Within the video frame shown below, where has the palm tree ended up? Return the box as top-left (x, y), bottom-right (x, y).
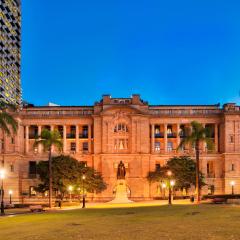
top-left (0, 101), bottom-right (18, 164)
top-left (178, 121), bottom-right (214, 203)
top-left (34, 129), bottom-right (62, 208)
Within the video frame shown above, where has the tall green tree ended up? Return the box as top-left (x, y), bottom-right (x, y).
top-left (167, 156), bottom-right (205, 191)
top-left (178, 121), bottom-right (213, 203)
top-left (147, 156), bottom-right (205, 194)
top-left (34, 129), bottom-right (62, 208)
top-left (36, 155), bottom-right (106, 198)
top-left (0, 101), bottom-right (18, 164)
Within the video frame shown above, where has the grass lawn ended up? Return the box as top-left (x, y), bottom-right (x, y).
top-left (0, 204), bottom-right (240, 240)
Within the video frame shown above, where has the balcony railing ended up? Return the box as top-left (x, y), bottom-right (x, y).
top-left (179, 133), bottom-right (187, 138)
top-left (149, 108), bottom-right (222, 116)
top-left (22, 108), bottom-right (94, 117)
top-left (67, 133), bottom-right (76, 139)
top-left (155, 133), bottom-right (164, 138)
top-left (29, 134), bottom-right (37, 139)
top-left (167, 133), bottom-right (177, 138)
top-left (79, 133), bottom-right (88, 139)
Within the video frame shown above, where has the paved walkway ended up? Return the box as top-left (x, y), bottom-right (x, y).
top-left (2, 199), bottom-right (201, 217)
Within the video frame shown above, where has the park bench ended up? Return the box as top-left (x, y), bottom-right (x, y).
top-left (212, 198), bottom-right (226, 204)
top-left (29, 205), bottom-right (44, 212)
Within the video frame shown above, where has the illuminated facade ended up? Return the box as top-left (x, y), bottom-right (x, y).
top-left (1, 95), bottom-right (240, 203)
top-left (0, 0), bottom-right (21, 105)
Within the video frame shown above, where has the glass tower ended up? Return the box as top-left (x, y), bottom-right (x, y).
top-left (0, 0), bottom-right (21, 105)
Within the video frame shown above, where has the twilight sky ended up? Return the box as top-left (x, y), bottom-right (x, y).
top-left (22, 0), bottom-right (240, 106)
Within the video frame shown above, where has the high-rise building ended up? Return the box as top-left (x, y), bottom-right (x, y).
top-left (0, 0), bottom-right (21, 105)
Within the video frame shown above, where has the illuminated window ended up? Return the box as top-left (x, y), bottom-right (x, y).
top-left (29, 186), bottom-right (37, 197)
top-left (167, 142), bottom-right (173, 152)
top-left (114, 123), bottom-right (128, 133)
top-left (155, 142), bottom-right (160, 151)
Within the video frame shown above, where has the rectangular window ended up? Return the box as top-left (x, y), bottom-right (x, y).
top-left (155, 163), bottom-right (161, 171)
top-left (29, 186), bottom-right (37, 197)
top-left (80, 161), bottom-right (87, 167)
top-left (10, 163), bottom-right (14, 172)
top-left (29, 161), bottom-right (37, 178)
top-left (82, 125), bottom-right (88, 138)
top-left (231, 163), bottom-right (235, 171)
top-left (83, 142), bottom-right (88, 151)
top-left (155, 142), bottom-right (160, 151)
top-left (58, 125), bottom-right (63, 137)
top-left (230, 135), bottom-right (234, 143)
top-left (207, 162), bottom-right (214, 177)
top-left (167, 142), bottom-right (173, 152)
top-left (70, 142), bottom-right (76, 151)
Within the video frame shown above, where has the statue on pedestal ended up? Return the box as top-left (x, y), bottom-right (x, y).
top-left (117, 161), bottom-right (126, 179)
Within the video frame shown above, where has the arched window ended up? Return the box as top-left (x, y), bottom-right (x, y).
top-left (114, 123), bottom-right (128, 133)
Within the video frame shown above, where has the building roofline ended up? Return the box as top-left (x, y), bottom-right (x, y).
top-left (149, 104), bottom-right (220, 107)
top-left (23, 105), bottom-right (93, 109)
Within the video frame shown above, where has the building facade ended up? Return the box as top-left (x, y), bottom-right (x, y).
top-left (1, 95), bottom-right (240, 203)
top-left (0, 0), bottom-right (21, 105)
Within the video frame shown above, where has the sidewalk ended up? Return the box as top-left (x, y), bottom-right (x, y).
top-left (1, 199), bottom-right (200, 216)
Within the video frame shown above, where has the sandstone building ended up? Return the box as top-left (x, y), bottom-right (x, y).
top-left (1, 94), bottom-right (240, 203)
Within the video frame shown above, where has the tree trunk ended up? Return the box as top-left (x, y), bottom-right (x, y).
top-left (48, 147), bottom-right (53, 208)
top-left (195, 140), bottom-right (200, 203)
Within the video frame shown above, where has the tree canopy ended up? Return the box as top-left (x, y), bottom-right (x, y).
top-left (36, 155), bottom-right (107, 196)
top-left (148, 156), bottom-right (205, 191)
top-left (0, 101), bottom-right (18, 136)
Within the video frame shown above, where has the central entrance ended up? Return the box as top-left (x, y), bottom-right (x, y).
top-left (110, 161), bottom-right (133, 203)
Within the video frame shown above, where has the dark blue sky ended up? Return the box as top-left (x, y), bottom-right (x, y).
top-left (22, 0), bottom-right (240, 106)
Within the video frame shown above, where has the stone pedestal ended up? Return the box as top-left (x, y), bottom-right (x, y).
top-left (109, 179), bottom-right (133, 203)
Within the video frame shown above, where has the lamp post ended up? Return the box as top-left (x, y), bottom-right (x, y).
top-left (9, 190), bottom-right (13, 204)
top-left (68, 185), bottom-right (73, 202)
top-left (0, 169), bottom-right (5, 215)
top-left (230, 181), bottom-right (235, 195)
top-left (82, 172), bottom-right (86, 208)
top-left (169, 180), bottom-right (175, 204)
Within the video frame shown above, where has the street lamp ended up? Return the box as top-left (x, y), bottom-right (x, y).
top-left (0, 169), bottom-right (5, 215)
top-left (167, 170), bottom-right (172, 177)
top-left (168, 180), bottom-right (175, 205)
top-left (230, 181), bottom-right (235, 195)
top-left (68, 185), bottom-right (73, 202)
top-left (82, 173), bottom-right (86, 208)
top-left (9, 190), bottom-right (13, 204)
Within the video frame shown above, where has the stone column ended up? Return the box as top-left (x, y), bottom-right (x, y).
top-left (76, 125), bottom-right (79, 153)
top-left (38, 125), bottom-right (42, 153)
top-left (164, 124), bottom-right (168, 153)
top-left (151, 124), bottom-right (155, 153)
top-left (88, 124), bottom-right (92, 153)
top-left (63, 125), bottom-right (67, 153)
top-left (25, 125), bottom-right (29, 154)
top-left (176, 123), bottom-right (180, 150)
top-left (215, 124), bottom-right (218, 153)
